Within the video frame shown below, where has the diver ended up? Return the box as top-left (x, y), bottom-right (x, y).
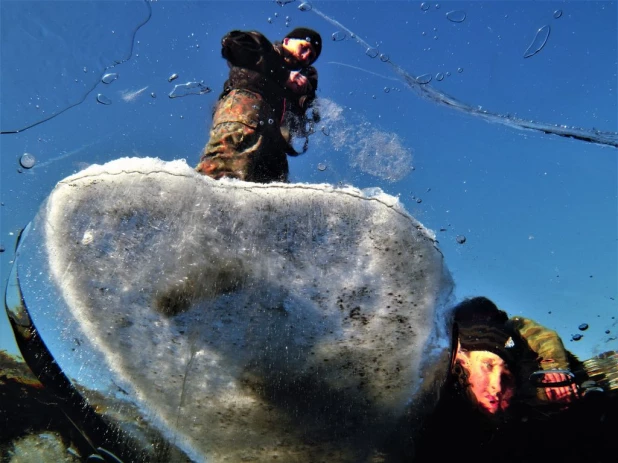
top-left (195, 28), bottom-right (322, 183)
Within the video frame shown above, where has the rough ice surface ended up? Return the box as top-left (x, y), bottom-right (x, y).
top-left (30, 157), bottom-right (453, 461)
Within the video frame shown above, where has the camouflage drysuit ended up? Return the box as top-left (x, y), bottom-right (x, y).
top-left (196, 30), bottom-right (317, 183)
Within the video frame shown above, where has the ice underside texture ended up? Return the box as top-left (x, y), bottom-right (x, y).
top-left (39, 157), bottom-right (453, 462)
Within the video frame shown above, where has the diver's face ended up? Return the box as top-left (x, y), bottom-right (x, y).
top-left (457, 350), bottom-right (515, 414)
top-left (282, 38), bottom-right (316, 66)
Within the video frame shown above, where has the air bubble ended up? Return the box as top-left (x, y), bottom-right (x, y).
top-left (19, 152), bottom-right (36, 169)
top-left (96, 94), bottom-right (112, 105)
top-left (365, 48), bottom-right (379, 58)
top-left (416, 73), bottom-right (432, 84)
top-left (168, 81), bottom-right (212, 99)
top-left (101, 73), bottom-right (119, 84)
top-left (321, 126), bottom-right (330, 136)
top-left (524, 25), bottom-right (551, 58)
top-left (571, 334), bottom-right (583, 341)
top-left (268, 118), bottom-right (274, 124)
top-left (446, 71), bottom-right (451, 76)
top-left (421, 2), bottom-right (430, 11)
top-left (457, 67), bottom-right (463, 73)
top-left (332, 31), bottom-right (346, 41)
top-left (298, 2), bottom-right (312, 11)
top-left (436, 72), bottom-right (445, 81)
top-left (446, 10), bottom-right (467, 23)
top-left (384, 87), bottom-right (390, 93)
top-left (267, 17), bottom-right (272, 23)
top-left (150, 92), bottom-right (157, 98)
top-left (456, 235), bottom-right (466, 244)
top-left (168, 73), bottom-right (179, 82)
top-left (553, 10), bottom-right (563, 19)
top-left (379, 54), bottom-right (390, 62)
top-left (578, 323), bottom-right (589, 331)
top-left (416, 198), bottom-right (422, 204)
top-left (317, 163), bottom-right (327, 171)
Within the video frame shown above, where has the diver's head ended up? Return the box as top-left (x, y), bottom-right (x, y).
top-left (282, 28), bottom-right (322, 66)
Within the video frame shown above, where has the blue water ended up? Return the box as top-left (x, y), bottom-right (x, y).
top-left (1, 0), bottom-right (616, 363)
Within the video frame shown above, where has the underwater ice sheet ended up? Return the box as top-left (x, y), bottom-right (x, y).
top-left (14, 157), bottom-right (454, 462)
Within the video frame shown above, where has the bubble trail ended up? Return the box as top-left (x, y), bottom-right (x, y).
top-left (309, 6), bottom-right (618, 149)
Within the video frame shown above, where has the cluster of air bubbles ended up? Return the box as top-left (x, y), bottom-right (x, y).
top-left (285, 15), bottom-right (291, 27)
top-left (101, 73), bottom-right (118, 84)
top-left (298, 2), bottom-right (312, 11)
top-left (456, 235), bottom-right (466, 244)
top-left (365, 48), bottom-right (379, 59)
top-left (420, 2), bottom-right (467, 23)
top-left (168, 73), bottom-right (179, 83)
top-left (332, 31), bottom-right (346, 41)
top-left (19, 152), bottom-right (36, 169)
top-left (96, 94), bottom-right (112, 105)
top-left (317, 163), bottom-right (327, 171)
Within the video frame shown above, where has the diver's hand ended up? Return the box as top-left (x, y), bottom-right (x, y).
top-left (542, 371), bottom-right (579, 403)
top-left (286, 71), bottom-right (309, 93)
